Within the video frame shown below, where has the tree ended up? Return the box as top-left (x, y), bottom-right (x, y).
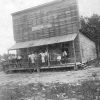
top-left (80, 14), bottom-right (100, 58)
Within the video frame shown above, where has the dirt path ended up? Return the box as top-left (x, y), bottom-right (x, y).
top-left (0, 67), bottom-right (100, 86)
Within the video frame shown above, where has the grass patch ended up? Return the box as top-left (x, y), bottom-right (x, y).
top-left (0, 79), bottom-right (100, 100)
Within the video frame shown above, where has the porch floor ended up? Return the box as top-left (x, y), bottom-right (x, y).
top-left (4, 63), bottom-right (80, 73)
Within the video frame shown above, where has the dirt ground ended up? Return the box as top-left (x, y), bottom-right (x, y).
top-left (0, 66), bottom-right (100, 100)
top-left (0, 66), bottom-right (100, 86)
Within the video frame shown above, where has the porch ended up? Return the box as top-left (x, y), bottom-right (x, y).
top-left (6, 33), bottom-right (81, 72)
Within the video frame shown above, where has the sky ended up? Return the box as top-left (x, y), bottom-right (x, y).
top-left (0, 0), bottom-right (100, 55)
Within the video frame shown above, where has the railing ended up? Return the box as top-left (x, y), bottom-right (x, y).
top-left (2, 57), bottom-right (76, 71)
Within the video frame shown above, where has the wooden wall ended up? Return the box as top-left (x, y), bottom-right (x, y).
top-left (12, 0), bottom-right (80, 43)
top-left (74, 35), bottom-right (82, 63)
top-left (79, 33), bottom-right (97, 63)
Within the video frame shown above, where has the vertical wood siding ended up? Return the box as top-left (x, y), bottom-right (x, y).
top-left (74, 35), bottom-right (82, 63)
top-left (79, 33), bottom-right (97, 63)
top-left (12, 0), bottom-right (80, 43)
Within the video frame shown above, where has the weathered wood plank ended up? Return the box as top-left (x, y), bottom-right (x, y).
top-left (12, 0), bottom-right (80, 42)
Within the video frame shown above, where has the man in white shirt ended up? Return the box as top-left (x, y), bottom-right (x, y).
top-left (40, 52), bottom-right (45, 63)
top-left (62, 50), bottom-right (68, 64)
top-left (63, 51), bottom-right (67, 57)
top-left (31, 53), bottom-right (35, 64)
top-left (28, 53), bottom-right (35, 64)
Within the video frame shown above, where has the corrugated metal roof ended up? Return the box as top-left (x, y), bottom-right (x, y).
top-left (9, 33), bottom-right (77, 50)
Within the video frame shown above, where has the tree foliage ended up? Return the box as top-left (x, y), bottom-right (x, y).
top-left (80, 14), bottom-right (100, 57)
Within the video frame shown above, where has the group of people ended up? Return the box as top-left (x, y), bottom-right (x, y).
top-left (55, 50), bottom-right (68, 64)
top-left (7, 50), bottom-right (68, 72)
top-left (8, 54), bottom-right (22, 62)
top-left (28, 51), bottom-right (49, 66)
top-left (28, 50), bottom-right (68, 66)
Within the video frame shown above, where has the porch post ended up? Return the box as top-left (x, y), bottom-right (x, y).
top-left (27, 48), bottom-right (29, 68)
top-left (72, 40), bottom-right (77, 70)
top-left (7, 50), bottom-right (10, 70)
top-left (47, 45), bottom-right (50, 67)
top-left (78, 33), bottom-right (83, 64)
top-left (7, 50), bottom-right (9, 61)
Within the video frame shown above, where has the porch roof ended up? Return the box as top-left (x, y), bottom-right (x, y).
top-left (9, 33), bottom-right (78, 50)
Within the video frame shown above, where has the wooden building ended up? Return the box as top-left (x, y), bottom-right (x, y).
top-left (7, 0), bottom-right (97, 71)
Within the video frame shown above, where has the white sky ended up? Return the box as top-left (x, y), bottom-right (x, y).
top-left (0, 0), bottom-right (100, 55)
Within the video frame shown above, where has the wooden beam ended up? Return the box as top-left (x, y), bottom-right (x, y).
top-left (27, 48), bottom-right (30, 68)
top-left (72, 40), bottom-right (77, 70)
top-left (78, 33), bottom-right (83, 64)
top-left (47, 45), bottom-right (50, 67)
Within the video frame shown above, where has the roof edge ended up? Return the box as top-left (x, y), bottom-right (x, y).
top-left (12, 0), bottom-right (65, 16)
top-left (9, 33), bottom-right (78, 50)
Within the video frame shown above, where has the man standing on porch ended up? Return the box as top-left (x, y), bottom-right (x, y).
top-left (62, 50), bottom-right (68, 64)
